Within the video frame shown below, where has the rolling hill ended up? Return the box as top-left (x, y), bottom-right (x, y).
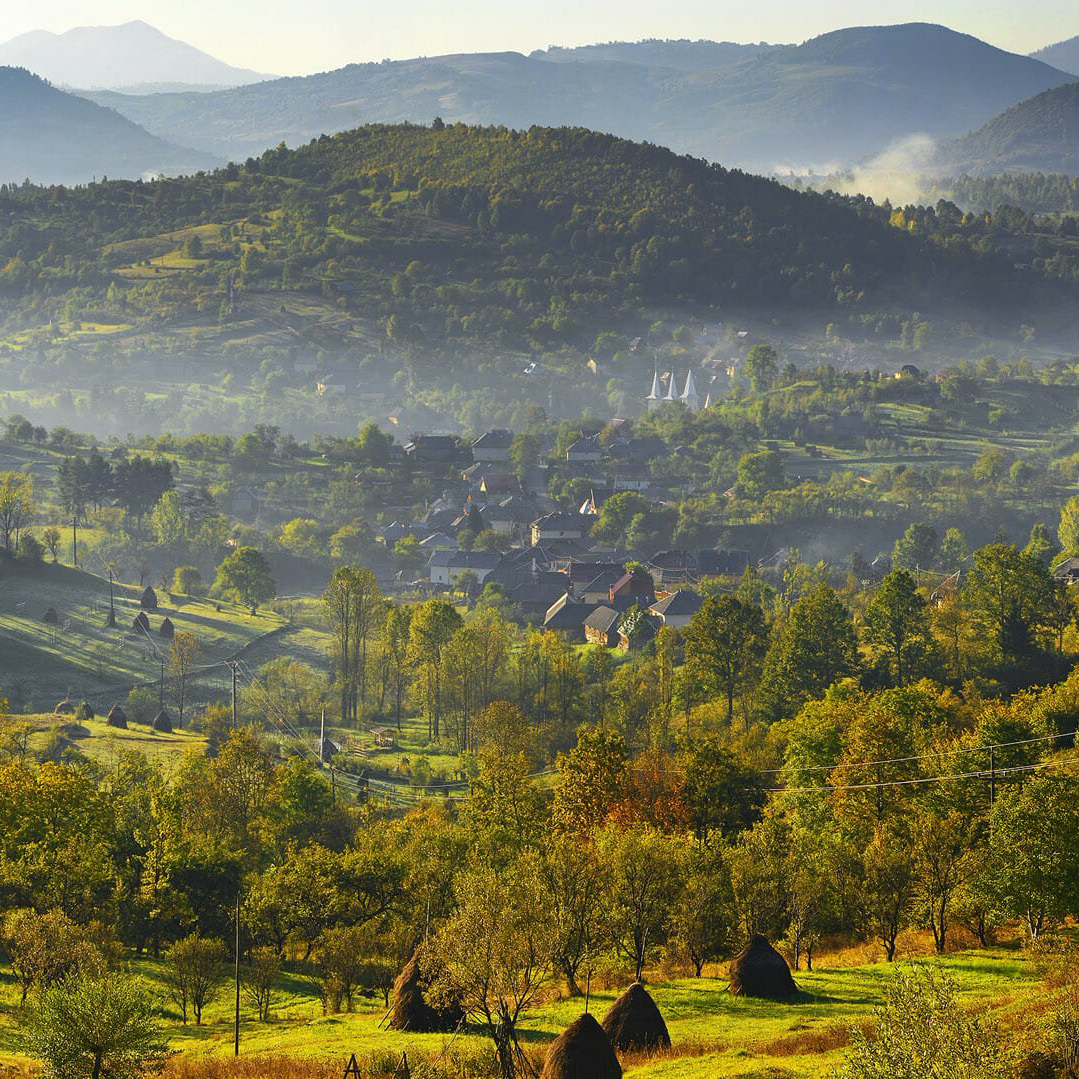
top-left (81, 24), bottom-right (1074, 173)
top-left (939, 81), bottom-right (1079, 175)
top-left (0, 67), bottom-right (218, 185)
top-left (1031, 35), bottom-right (1079, 77)
top-left (0, 20), bottom-right (271, 92)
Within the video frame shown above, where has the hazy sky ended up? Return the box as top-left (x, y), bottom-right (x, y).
top-left (1, 1), bottom-right (1076, 75)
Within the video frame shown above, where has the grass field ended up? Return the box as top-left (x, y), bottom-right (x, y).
top-left (0, 560), bottom-right (288, 714)
top-left (0, 946), bottom-right (1049, 1078)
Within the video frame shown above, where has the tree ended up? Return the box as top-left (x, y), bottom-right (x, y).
top-left (759, 583), bottom-right (859, 719)
top-left (551, 725), bottom-right (628, 834)
top-left (151, 490), bottom-right (186, 547)
top-left (172, 565), bottom-right (205, 597)
top-left (670, 847), bottom-right (735, 976)
top-left (212, 547), bottom-right (276, 610)
top-left (41, 526), bottom-right (61, 562)
top-left (962, 543), bottom-right (1055, 664)
top-left (1059, 495), bottom-right (1079, 556)
top-left (985, 774), bottom-right (1079, 941)
top-left (168, 632), bottom-right (202, 728)
top-left (508, 433), bottom-right (538, 486)
top-left (911, 807), bottom-right (971, 955)
top-left (539, 834), bottom-right (607, 995)
top-left (322, 567), bottom-right (382, 724)
top-left (938, 527), bottom-right (969, 571)
top-left (164, 934), bottom-right (226, 1025)
top-left (407, 600), bottom-right (463, 740)
top-left (315, 926), bottom-right (368, 1013)
top-left (597, 824), bottom-right (685, 981)
top-left (25, 974), bottom-right (167, 1079)
top-left (683, 743), bottom-right (765, 843)
top-left (242, 946), bottom-right (280, 1022)
top-left (891, 522), bottom-right (938, 572)
top-left (863, 570), bottom-right (934, 686)
top-left (745, 343), bottom-right (779, 392)
top-left (859, 825), bottom-right (916, 961)
top-left (1, 909), bottom-right (109, 1005)
top-left (683, 595), bottom-right (767, 722)
top-left (736, 450), bottom-right (784, 500)
top-left (379, 605), bottom-right (412, 730)
top-left (357, 422), bottom-right (391, 467)
top-left (427, 856), bottom-right (558, 1079)
top-left (0, 472), bottom-right (35, 551)
top-left (111, 456), bottom-right (173, 524)
top-left (840, 966), bottom-right (1014, 1079)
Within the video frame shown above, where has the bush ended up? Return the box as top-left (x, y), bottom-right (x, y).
top-left (16, 531), bottom-right (43, 563)
top-left (125, 687), bottom-right (158, 726)
top-left (839, 965), bottom-right (1014, 1078)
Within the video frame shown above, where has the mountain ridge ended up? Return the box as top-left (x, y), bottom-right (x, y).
top-left (0, 67), bottom-right (219, 186)
top-left (0, 20), bottom-right (272, 91)
top-left (78, 23), bottom-right (1074, 174)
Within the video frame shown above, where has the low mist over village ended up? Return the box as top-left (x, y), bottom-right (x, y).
top-left (8, 4), bottom-right (1079, 1079)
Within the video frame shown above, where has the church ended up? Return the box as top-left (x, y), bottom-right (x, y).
top-left (645, 370), bottom-right (705, 413)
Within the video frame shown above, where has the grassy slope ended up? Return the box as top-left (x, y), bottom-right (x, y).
top-left (0, 559), bottom-right (286, 712)
top-left (0, 949), bottom-right (1044, 1077)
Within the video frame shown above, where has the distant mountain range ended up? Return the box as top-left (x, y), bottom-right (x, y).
top-left (1030, 35), bottom-right (1079, 77)
top-left (0, 20), bottom-right (271, 92)
top-left (83, 23), bottom-right (1073, 174)
top-left (0, 68), bottom-right (217, 186)
top-left (939, 81), bottom-right (1079, 175)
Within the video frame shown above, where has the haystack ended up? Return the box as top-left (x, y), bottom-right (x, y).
top-left (54, 699), bottom-right (75, 715)
top-left (140, 586), bottom-right (158, 610)
top-left (43, 607), bottom-right (59, 625)
top-left (132, 611), bottom-right (150, 633)
top-left (601, 982), bottom-right (670, 1052)
top-left (540, 1013), bottom-right (621, 1079)
top-left (388, 949), bottom-right (462, 1033)
top-left (159, 616), bottom-right (175, 639)
top-left (728, 935), bottom-right (797, 999)
top-left (106, 705), bottom-right (128, 729)
top-left (152, 710), bottom-right (173, 733)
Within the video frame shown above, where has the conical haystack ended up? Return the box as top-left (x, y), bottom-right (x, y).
top-left (140, 586), bottom-right (158, 610)
top-left (132, 611), bottom-right (150, 633)
top-left (159, 616), bottom-right (175, 639)
top-left (541, 1013), bottom-right (621, 1079)
top-left (728, 935), bottom-right (797, 999)
top-left (601, 982), bottom-right (670, 1051)
top-left (106, 705), bottom-right (128, 729)
top-left (388, 948), bottom-right (462, 1033)
top-left (152, 710), bottom-right (173, 733)
top-left (42, 607), bottom-right (59, 625)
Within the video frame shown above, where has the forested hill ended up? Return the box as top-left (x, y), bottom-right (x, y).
top-left (0, 123), bottom-right (1075, 360)
top-left (940, 82), bottom-right (1079, 176)
top-left (0, 67), bottom-right (217, 186)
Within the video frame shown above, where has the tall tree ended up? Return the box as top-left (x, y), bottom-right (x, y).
top-left (863, 570), bottom-right (934, 686)
top-left (407, 600), bottom-right (463, 740)
top-left (322, 567), bottom-right (382, 724)
top-left (683, 595), bottom-right (767, 723)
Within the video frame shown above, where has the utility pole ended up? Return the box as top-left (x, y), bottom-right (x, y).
top-left (231, 662), bottom-right (239, 729)
top-left (71, 515), bottom-right (77, 568)
top-left (159, 654), bottom-right (165, 711)
top-left (989, 744), bottom-right (996, 806)
top-left (234, 889), bottom-right (241, 1056)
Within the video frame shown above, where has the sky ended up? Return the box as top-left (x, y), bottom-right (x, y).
top-left (0, 0), bottom-right (1076, 75)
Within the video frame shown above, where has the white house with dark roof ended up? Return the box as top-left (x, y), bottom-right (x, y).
top-left (650, 590), bottom-right (704, 629)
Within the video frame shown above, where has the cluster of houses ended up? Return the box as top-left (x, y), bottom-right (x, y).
top-left (369, 427), bottom-right (753, 647)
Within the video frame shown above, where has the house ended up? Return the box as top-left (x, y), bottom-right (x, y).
top-left (472, 429), bottom-right (513, 463)
top-left (484, 496), bottom-right (538, 536)
top-left (508, 573), bottom-right (572, 621)
top-left (565, 436), bottom-right (603, 463)
top-left (611, 462), bottom-right (650, 492)
top-left (428, 550), bottom-right (503, 586)
top-left (543, 593), bottom-right (596, 639)
top-left (230, 485), bottom-right (261, 519)
top-left (580, 568), bottom-right (624, 604)
top-left (568, 560), bottom-right (625, 589)
top-left (1053, 556), bottom-right (1079, 583)
top-left (405, 435), bottom-right (460, 463)
top-left (583, 606), bottom-right (621, 647)
top-left (650, 590), bottom-right (704, 629)
top-left (418, 531), bottom-right (457, 551)
top-left (479, 474), bottom-right (520, 497)
top-left (648, 549), bottom-right (698, 585)
top-left (697, 549), bottom-right (752, 577)
top-left (610, 568), bottom-right (656, 605)
top-left (531, 512), bottom-right (587, 545)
